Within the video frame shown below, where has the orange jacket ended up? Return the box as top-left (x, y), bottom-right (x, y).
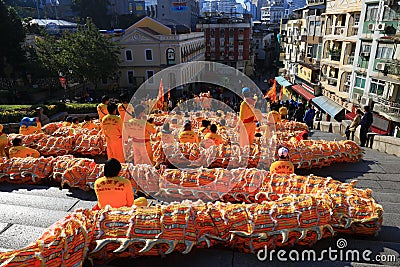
top-left (179, 130), bottom-right (199, 144)
top-left (102, 114), bottom-right (123, 140)
top-left (94, 176), bottom-right (134, 209)
top-left (270, 160), bottom-right (295, 175)
top-left (97, 103), bottom-right (109, 122)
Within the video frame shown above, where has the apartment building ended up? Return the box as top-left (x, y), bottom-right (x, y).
top-left (102, 17), bottom-right (205, 91)
top-left (348, 0), bottom-right (400, 134)
top-left (197, 15), bottom-right (254, 75)
top-left (317, 0), bottom-right (362, 120)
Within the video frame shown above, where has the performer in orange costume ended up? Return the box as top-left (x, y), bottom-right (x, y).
top-left (203, 124), bottom-right (223, 148)
top-left (118, 93), bottom-right (134, 122)
top-left (102, 103), bottom-right (125, 163)
top-left (179, 121), bottom-right (199, 144)
top-left (19, 117), bottom-right (42, 135)
top-left (97, 95), bottom-right (110, 125)
top-left (238, 87), bottom-right (257, 147)
top-left (0, 124), bottom-right (8, 157)
top-left (270, 147), bottom-right (295, 175)
top-left (267, 110), bottom-right (281, 124)
top-left (125, 105), bottom-right (156, 165)
top-left (94, 158), bottom-right (147, 209)
top-left (81, 116), bottom-right (99, 131)
top-left (9, 137), bottom-right (40, 158)
top-left (156, 123), bottom-right (175, 144)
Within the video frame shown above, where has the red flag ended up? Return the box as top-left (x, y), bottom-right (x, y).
top-left (279, 86), bottom-right (283, 100)
top-left (265, 79), bottom-right (277, 102)
top-left (156, 79), bottom-right (164, 110)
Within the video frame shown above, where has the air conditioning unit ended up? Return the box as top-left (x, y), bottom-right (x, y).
top-left (376, 23), bottom-right (386, 31)
top-left (376, 62), bottom-right (386, 71)
top-left (360, 96), bottom-right (372, 106)
top-left (367, 23), bottom-right (375, 31)
top-left (361, 51), bottom-right (370, 57)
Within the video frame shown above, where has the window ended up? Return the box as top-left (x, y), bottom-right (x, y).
top-left (210, 29), bottom-right (215, 38)
top-left (354, 75), bottom-right (366, 89)
top-left (307, 45), bottom-right (313, 56)
top-left (365, 4), bottom-right (379, 21)
top-left (230, 29), bottom-right (234, 38)
top-left (376, 46), bottom-right (393, 59)
top-left (145, 49), bottom-right (153, 61)
top-left (354, 13), bottom-right (360, 26)
top-left (127, 70), bottom-right (134, 84)
top-left (125, 50), bottom-right (133, 61)
top-left (146, 70), bottom-right (154, 83)
top-left (383, 6), bottom-right (397, 21)
top-left (370, 79), bottom-right (384, 95)
top-left (361, 43), bottom-right (372, 53)
top-left (220, 29), bottom-right (224, 36)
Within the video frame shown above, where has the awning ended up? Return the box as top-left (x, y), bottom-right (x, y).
top-left (312, 96), bottom-right (345, 121)
top-left (275, 76), bottom-right (292, 87)
top-left (291, 84), bottom-right (315, 101)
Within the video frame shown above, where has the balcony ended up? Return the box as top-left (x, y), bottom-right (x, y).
top-left (373, 97), bottom-right (400, 120)
top-left (348, 27), bottom-right (359, 36)
top-left (334, 26), bottom-right (345, 36)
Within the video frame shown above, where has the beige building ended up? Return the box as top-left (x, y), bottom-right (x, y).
top-left (102, 17), bottom-right (205, 91)
top-left (319, 0), bottom-right (362, 114)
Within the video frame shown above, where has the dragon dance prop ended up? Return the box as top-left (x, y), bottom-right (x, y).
top-left (0, 172), bottom-right (383, 266)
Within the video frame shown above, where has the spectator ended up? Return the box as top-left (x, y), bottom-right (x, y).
top-left (346, 109), bottom-right (362, 141)
top-left (94, 158), bottom-right (147, 209)
top-left (9, 137), bottom-right (40, 158)
top-left (359, 106), bottom-right (373, 147)
top-left (303, 104), bottom-right (316, 130)
top-left (293, 103), bottom-right (305, 123)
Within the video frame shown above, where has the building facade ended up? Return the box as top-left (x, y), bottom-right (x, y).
top-left (348, 0), bottom-right (400, 133)
top-left (197, 16), bottom-right (254, 75)
top-left (319, 0), bottom-right (362, 114)
top-left (157, 0), bottom-right (200, 31)
top-left (103, 17), bottom-right (205, 90)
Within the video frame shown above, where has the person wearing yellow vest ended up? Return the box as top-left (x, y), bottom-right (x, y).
top-left (267, 110), bottom-right (281, 124)
top-left (179, 121), bottom-right (199, 144)
top-left (19, 117), bottom-right (42, 135)
top-left (156, 122), bottom-right (175, 144)
top-left (9, 137), bottom-right (40, 158)
top-left (97, 95), bottom-right (110, 124)
top-left (203, 124), bottom-right (223, 148)
top-left (81, 116), bottom-right (100, 131)
top-left (102, 103), bottom-right (125, 163)
top-left (238, 87), bottom-right (257, 147)
top-left (270, 146), bottom-right (295, 175)
top-left (279, 106), bottom-right (288, 121)
top-left (118, 93), bottom-right (134, 122)
top-left (0, 124), bottom-right (8, 158)
top-left (125, 105), bottom-right (155, 165)
top-left (94, 158), bottom-right (147, 209)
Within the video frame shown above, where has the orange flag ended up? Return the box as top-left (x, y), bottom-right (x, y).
top-left (156, 79), bottom-right (164, 110)
top-left (265, 79), bottom-right (277, 102)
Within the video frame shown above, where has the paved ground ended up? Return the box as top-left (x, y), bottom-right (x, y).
top-left (0, 130), bottom-right (399, 266)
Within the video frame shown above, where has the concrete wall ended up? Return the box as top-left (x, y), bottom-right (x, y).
top-left (372, 135), bottom-right (400, 157)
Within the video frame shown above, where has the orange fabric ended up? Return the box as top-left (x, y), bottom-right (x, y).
top-left (270, 160), bottom-right (295, 175)
top-left (267, 110), bottom-right (281, 124)
top-left (9, 146), bottom-right (40, 158)
top-left (81, 121), bottom-right (99, 131)
top-left (94, 176), bottom-right (134, 209)
top-left (199, 127), bottom-right (211, 134)
top-left (126, 118), bottom-right (155, 164)
top-left (265, 80), bottom-right (277, 102)
top-left (279, 106), bottom-right (288, 116)
top-left (203, 132), bottom-right (223, 147)
top-left (239, 100), bottom-right (256, 147)
top-left (19, 121), bottom-right (42, 135)
top-left (179, 130), bottom-right (199, 144)
top-left (102, 114), bottom-right (124, 163)
top-left (97, 103), bottom-right (109, 122)
top-left (0, 134), bottom-right (8, 157)
top-left (156, 132), bottom-right (175, 143)
top-left (62, 122), bottom-right (71, 127)
top-left (118, 103), bottom-right (134, 122)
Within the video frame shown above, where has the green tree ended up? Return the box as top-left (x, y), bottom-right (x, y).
top-left (0, 0), bottom-right (26, 76)
top-left (72, 0), bottom-right (110, 29)
top-left (37, 19), bottom-right (120, 89)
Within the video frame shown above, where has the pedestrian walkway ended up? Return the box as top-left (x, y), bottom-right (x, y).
top-left (0, 130), bottom-right (398, 266)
